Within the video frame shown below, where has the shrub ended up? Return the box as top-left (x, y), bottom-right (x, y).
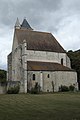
top-left (7, 85), bottom-right (20, 94)
top-left (59, 85), bottom-right (69, 92)
top-left (30, 87), bottom-right (38, 94)
top-left (30, 82), bottom-right (41, 94)
top-left (69, 85), bottom-right (75, 91)
top-left (0, 70), bottom-right (6, 83)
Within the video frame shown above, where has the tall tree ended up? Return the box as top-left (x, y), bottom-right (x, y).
top-left (0, 70), bottom-right (6, 83)
top-left (67, 50), bottom-right (80, 90)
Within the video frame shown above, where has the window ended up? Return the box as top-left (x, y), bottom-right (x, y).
top-left (33, 74), bottom-right (35, 80)
top-left (13, 70), bottom-right (15, 74)
top-left (61, 58), bottom-right (63, 65)
top-left (47, 74), bottom-right (50, 78)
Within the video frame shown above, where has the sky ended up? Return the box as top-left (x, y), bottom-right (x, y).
top-left (0, 0), bottom-right (80, 70)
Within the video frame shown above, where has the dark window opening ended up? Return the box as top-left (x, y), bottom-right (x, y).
top-left (61, 58), bottom-right (63, 65)
top-left (33, 74), bottom-right (35, 80)
top-left (47, 89), bottom-right (49, 92)
top-left (47, 74), bottom-right (50, 78)
top-left (13, 70), bottom-right (15, 74)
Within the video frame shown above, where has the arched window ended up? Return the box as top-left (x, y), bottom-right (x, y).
top-left (47, 74), bottom-right (50, 78)
top-left (61, 58), bottom-right (63, 65)
top-left (33, 74), bottom-right (35, 80)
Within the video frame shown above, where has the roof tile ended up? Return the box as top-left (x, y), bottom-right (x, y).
top-left (27, 61), bottom-right (75, 71)
top-left (15, 29), bottom-right (66, 53)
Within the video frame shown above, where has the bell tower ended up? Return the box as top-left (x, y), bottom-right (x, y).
top-left (15, 18), bottom-right (20, 29)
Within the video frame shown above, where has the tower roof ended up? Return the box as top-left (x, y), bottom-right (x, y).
top-left (15, 18), bottom-right (20, 28)
top-left (21, 18), bottom-right (32, 29)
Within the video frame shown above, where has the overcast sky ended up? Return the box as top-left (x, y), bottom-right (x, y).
top-left (0, 0), bottom-right (80, 70)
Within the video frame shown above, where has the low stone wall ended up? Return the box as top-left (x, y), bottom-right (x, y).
top-left (0, 83), bottom-right (7, 94)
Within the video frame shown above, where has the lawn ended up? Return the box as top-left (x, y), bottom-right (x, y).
top-left (0, 92), bottom-right (80, 120)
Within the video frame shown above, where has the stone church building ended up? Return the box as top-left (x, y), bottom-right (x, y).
top-left (7, 18), bottom-right (78, 93)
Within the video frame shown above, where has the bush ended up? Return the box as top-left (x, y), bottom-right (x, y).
top-left (30, 87), bottom-right (38, 94)
top-left (0, 70), bottom-right (6, 83)
top-left (7, 85), bottom-right (20, 94)
top-left (30, 82), bottom-right (41, 94)
top-left (59, 85), bottom-right (69, 92)
top-left (69, 85), bottom-right (75, 91)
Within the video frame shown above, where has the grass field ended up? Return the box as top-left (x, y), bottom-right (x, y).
top-left (0, 92), bottom-right (80, 120)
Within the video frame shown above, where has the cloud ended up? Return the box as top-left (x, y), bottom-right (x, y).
top-left (0, 27), bottom-right (13, 70)
top-left (0, 0), bottom-right (61, 27)
top-left (53, 0), bottom-right (80, 50)
top-left (55, 14), bottom-right (80, 50)
top-left (0, 0), bottom-right (80, 69)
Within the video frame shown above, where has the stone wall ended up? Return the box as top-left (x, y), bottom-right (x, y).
top-left (53, 71), bottom-right (78, 91)
top-left (10, 41), bottom-right (76, 93)
top-left (22, 49), bottom-right (71, 68)
top-left (0, 84), bottom-right (6, 94)
top-left (27, 71), bottom-right (78, 92)
top-left (7, 53), bottom-right (12, 81)
top-left (12, 45), bottom-right (22, 82)
top-left (11, 41), bottom-right (28, 93)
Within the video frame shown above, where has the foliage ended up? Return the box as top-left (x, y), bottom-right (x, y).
top-left (59, 85), bottom-right (75, 92)
top-left (31, 82), bottom-right (41, 94)
top-left (0, 69), bottom-right (6, 83)
top-left (59, 85), bottom-right (69, 92)
top-left (7, 85), bottom-right (20, 94)
top-left (69, 85), bottom-right (75, 91)
top-left (67, 50), bottom-right (80, 82)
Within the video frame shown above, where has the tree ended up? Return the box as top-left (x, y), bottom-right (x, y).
top-left (0, 69), bottom-right (6, 83)
top-left (67, 50), bottom-right (80, 90)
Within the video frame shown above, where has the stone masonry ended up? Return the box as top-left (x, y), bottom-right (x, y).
top-left (7, 18), bottom-right (78, 93)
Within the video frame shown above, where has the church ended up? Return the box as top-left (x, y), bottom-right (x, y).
top-left (7, 18), bottom-right (78, 93)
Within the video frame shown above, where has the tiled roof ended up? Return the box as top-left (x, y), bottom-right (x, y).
top-left (27, 61), bottom-right (75, 71)
top-left (15, 29), bottom-right (66, 53)
top-left (21, 19), bottom-right (32, 29)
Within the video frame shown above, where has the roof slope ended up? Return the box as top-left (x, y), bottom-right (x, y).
top-left (21, 19), bottom-right (32, 29)
top-left (15, 18), bottom-right (20, 27)
top-left (15, 29), bottom-right (65, 53)
top-left (27, 61), bottom-right (75, 71)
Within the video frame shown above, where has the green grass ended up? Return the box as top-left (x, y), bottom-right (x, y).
top-left (0, 92), bottom-right (80, 120)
